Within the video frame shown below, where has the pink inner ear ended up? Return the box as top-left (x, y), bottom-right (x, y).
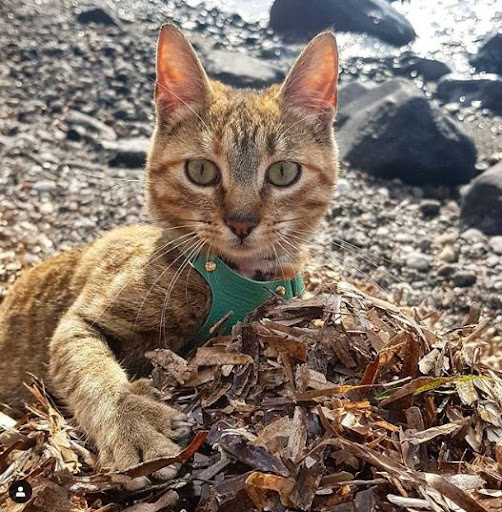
top-left (155, 25), bottom-right (209, 112)
top-left (282, 33), bottom-right (339, 113)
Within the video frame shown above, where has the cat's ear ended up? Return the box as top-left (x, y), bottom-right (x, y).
top-left (155, 24), bottom-right (210, 115)
top-left (280, 32), bottom-right (339, 118)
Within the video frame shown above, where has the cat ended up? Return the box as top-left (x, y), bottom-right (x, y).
top-left (0, 24), bottom-right (339, 473)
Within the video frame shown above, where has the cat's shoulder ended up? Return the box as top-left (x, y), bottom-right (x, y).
top-left (95, 224), bottom-right (163, 247)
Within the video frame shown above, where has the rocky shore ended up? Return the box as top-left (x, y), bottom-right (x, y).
top-left (0, 0), bottom-right (501, 363)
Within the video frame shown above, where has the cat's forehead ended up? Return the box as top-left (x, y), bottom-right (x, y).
top-left (207, 91), bottom-right (283, 181)
top-left (208, 87), bottom-right (280, 138)
top-left (205, 85), bottom-right (298, 164)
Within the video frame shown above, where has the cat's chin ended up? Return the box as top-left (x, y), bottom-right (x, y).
top-left (219, 251), bottom-right (302, 281)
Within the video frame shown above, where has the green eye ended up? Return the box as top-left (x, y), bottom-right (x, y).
top-left (267, 161), bottom-right (301, 187)
top-left (185, 159), bottom-right (219, 186)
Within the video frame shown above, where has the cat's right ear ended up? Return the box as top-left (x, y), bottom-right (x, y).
top-left (155, 24), bottom-right (210, 116)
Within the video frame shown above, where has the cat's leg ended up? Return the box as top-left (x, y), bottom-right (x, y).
top-left (49, 312), bottom-right (188, 472)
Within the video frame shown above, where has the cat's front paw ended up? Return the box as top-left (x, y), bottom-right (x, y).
top-left (98, 391), bottom-right (190, 478)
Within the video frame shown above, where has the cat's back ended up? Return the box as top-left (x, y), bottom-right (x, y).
top-left (0, 224), bottom-right (164, 322)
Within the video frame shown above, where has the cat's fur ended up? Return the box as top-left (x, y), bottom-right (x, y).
top-left (0, 25), bottom-right (339, 471)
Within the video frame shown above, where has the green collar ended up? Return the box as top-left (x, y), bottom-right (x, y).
top-left (183, 255), bottom-right (304, 355)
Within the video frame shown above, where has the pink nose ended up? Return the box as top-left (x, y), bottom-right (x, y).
top-left (226, 216), bottom-right (258, 240)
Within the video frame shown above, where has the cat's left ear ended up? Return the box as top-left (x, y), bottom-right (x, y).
top-left (280, 32), bottom-right (339, 118)
top-left (155, 24), bottom-right (211, 116)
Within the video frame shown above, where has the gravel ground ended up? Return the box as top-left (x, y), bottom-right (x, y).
top-left (1, 0), bottom-right (501, 364)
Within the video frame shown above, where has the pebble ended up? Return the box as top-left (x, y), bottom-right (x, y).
top-left (395, 233), bottom-right (415, 243)
top-left (405, 252), bottom-right (431, 271)
top-left (438, 245), bottom-right (458, 263)
top-left (434, 232), bottom-right (458, 245)
top-left (452, 270), bottom-right (477, 287)
top-left (419, 199), bottom-right (441, 217)
top-left (461, 228), bottom-right (486, 243)
top-left (489, 236), bottom-right (502, 255)
top-left (33, 180), bottom-right (57, 192)
top-left (486, 255), bottom-right (500, 267)
top-left (39, 202), bottom-right (55, 215)
top-left (437, 264), bottom-right (457, 277)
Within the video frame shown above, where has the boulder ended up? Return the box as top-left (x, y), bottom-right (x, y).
top-left (269, 0), bottom-right (416, 47)
top-left (103, 137), bottom-right (150, 168)
top-left (66, 109), bottom-right (117, 141)
top-left (393, 52), bottom-right (451, 81)
top-left (461, 163), bottom-right (502, 236)
top-left (77, 7), bottom-right (119, 27)
top-left (337, 81), bottom-right (374, 126)
top-left (471, 30), bottom-right (502, 75)
top-left (202, 49), bottom-right (284, 88)
top-left (436, 74), bottom-right (502, 115)
top-left (336, 79), bottom-right (477, 185)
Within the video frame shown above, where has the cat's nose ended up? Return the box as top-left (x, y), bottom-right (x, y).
top-left (225, 215), bottom-right (258, 240)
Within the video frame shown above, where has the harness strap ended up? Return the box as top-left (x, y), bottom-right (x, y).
top-left (181, 256), bottom-right (304, 355)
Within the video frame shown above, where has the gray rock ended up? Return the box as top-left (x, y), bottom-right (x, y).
top-left (438, 245), bottom-right (458, 263)
top-left (393, 52), bottom-right (451, 81)
top-left (336, 79), bottom-right (477, 185)
top-left (33, 180), bottom-right (57, 192)
top-left (436, 74), bottom-right (502, 114)
top-left (405, 252), bottom-right (430, 271)
top-left (203, 50), bottom-right (284, 88)
top-left (460, 228), bottom-right (486, 243)
top-left (437, 264), bottom-right (457, 277)
top-left (461, 163), bottom-right (502, 235)
top-left (471, 30), bottom-right (502, 75)
top-left (77, 7), bottom-right (119, 27)
top-left (489, 236), bottom-right (502, 255)
top-left (103, 138), bottom-right (150, 168)
top-left (337, 81), bottom-right (374, 127)
top-left (269, 0), bottom-right (416, 47)
top-left (419, 200), bottom-right (441, 217)
top-left (395, 233), bottom-right (415, 244)
top-left (66, 110), bottom-right (117, 141)
top-left (452, 270), bottom-right (477, 287)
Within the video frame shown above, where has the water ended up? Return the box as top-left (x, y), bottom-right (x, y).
top-left (183, 0), bottom-right (500, 73)
top-left (185, 0), bottom-right (274, 21)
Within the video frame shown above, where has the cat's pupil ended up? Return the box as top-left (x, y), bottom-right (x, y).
top-left (280, 165), bottom-right (284, 178)
top-left (199, 164), bottom-right (204, 176)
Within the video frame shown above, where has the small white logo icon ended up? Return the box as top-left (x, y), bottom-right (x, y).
top-left (9, 480), bottom-right (32, 503)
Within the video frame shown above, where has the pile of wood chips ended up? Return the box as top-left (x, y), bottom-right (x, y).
top-left (1, 268), bottom-right (501, 512)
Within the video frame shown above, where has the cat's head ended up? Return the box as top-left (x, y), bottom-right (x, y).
top-left (146, 24), bottom-right (339, 279)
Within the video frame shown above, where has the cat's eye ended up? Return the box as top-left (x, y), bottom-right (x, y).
top-left (267, 161), bottom-right (301, 187)
top-left (185, 159), bottom-right (219, 186)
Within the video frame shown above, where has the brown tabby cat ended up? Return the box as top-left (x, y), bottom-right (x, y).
top-left (0, 25), bottom-right (339, 472)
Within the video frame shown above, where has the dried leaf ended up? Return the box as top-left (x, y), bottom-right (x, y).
top-left (192, 347), bottom-right (253, 366)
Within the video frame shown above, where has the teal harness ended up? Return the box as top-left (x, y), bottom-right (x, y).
top-left (183, 255), bottom-right (304, 354)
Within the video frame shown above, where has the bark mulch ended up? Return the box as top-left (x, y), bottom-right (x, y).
top-left (1, 268), bottom-right (501, 511)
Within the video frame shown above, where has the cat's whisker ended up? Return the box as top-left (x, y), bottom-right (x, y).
top-left (94, 232), bottom-right (198, 329)
top-left (72, 169), bottom-right (167, 187)
top-left (151, 236), bottom-right (203, 346)
top-left (276, 235), bottom-right (303, 263)
top-left (150, 76), bottom-right (211, 134)
top-left (335, 237), bottom-right (400, 268)
top-left (273, 216), bottom-right (307, 225)
top-left (289, 225), bottom-right (403, 285)
top-left (131, 234), bottom-right (200, 338)
top-left (159, 239), bottom-right (206, 347)
top-left (276, 111), bottom-right (328, 143)
top-left (287, 232), bottom-right (391, 295)
top-left (271, 244), bottom-right (287, 282)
